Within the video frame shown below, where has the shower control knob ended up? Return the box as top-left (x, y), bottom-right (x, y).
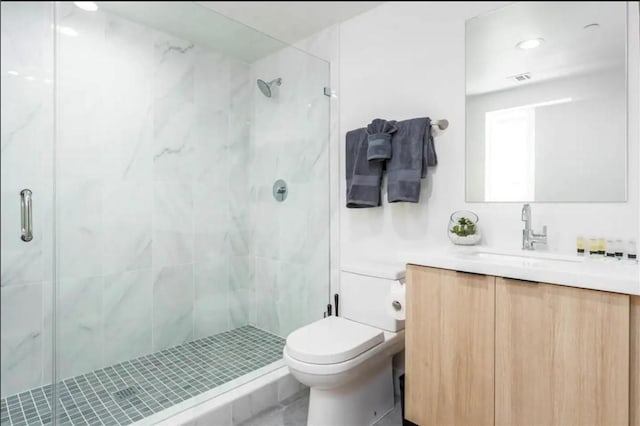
top-left (273, 179), bottom-right (288, 202)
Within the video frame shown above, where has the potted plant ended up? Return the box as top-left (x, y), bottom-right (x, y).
top-left (448, 211), bottom-right (481, 245)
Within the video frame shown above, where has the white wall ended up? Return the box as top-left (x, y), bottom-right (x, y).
top-left (339, 1), bottom-right (639, 262)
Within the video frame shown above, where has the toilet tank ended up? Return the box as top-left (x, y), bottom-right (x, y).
top-left (340, 262), bottom-right (406, 332)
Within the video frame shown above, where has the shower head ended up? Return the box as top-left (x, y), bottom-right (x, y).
top-left (257, 77), bottom-right (282, 98)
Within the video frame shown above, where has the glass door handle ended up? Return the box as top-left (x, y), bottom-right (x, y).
top-left (20, 189), bottom-right (33, 242)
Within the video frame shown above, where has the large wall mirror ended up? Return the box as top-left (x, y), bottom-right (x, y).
top-left (465, 1), bottom-right (628, 202)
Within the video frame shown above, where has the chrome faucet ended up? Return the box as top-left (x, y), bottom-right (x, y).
top-left (521, 204), bottom-right (547, 250)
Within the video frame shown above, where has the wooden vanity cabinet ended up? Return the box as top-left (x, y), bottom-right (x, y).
top-left (405, 265), bottom-right (633, 426)
top-left (405, 265), bottom-right (495, 426)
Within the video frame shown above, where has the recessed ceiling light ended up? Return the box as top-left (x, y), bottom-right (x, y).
top-left (74, 2), bottom-right (98, 12)
top-left (516, 38), bottom-right (544, 50)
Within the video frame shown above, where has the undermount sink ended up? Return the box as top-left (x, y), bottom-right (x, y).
top-left (463, 249), bottom-right (585, 264)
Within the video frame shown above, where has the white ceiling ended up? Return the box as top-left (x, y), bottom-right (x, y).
top-left (97, 1), bottom-right (383, 62)
top-left (98, 2), bottom-right (291, 62)
top-left (466, 1), bottom-right (627, 95)
top-left (197, 1), bottom-right (384, 44)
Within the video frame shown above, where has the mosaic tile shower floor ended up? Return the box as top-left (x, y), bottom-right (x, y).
top-left (1, 326), bottom-right (285, 426)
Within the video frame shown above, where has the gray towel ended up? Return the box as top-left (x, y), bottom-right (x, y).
top-left (366, 119), bottom-right (398, 161)
top-left (387, 117), bottom-right (437, 203)
top-left (425, 120), bottom-right (438, 169)
top-left (346, 128), bottom-right (383, 208)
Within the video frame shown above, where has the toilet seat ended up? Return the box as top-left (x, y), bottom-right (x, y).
top-left (285, 316), bottom-right (384, 364)
top-left (284, 328), bottom-right (404, 377)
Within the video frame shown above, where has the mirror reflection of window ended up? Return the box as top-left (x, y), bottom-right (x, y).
top-left (484, 107), bottom-right (535, 201)
top-left (484, 98), bottom-right (574, 201)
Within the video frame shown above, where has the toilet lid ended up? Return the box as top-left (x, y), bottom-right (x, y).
top-left (341, 261), bottom-right (406, 280)
top-left (285, 316), bottom-right (384, 365)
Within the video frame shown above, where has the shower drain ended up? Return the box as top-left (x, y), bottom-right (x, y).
top-left (113, 386), bottom-right (139, 401)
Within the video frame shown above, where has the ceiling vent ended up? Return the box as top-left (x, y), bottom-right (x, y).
top-left (511, 73), bottom-right (532, 83)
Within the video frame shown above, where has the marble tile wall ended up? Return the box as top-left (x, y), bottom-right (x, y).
top-left (1, 3), bottom-right (253, 397)
top-left (249, 46), bottom-right (331, 337)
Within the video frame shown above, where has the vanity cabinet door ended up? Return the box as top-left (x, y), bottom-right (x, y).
top-left (495, 278), bottom-right (630, 426)
top-left (405, 265), bottom-right (495, 426)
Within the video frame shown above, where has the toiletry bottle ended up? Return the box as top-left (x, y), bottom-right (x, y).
top-left (589, 238), bottom-right (598, 257)
top-left (576, 236), bottom-right (585, 256)
top-left (598, 238), bottom-right (606, 256)
top-left (606, 239), bottom-right (615, 258)
top-left (615, 239), bottom-right (624, 259)
top-left (628, 239), bottom-right (637, 262)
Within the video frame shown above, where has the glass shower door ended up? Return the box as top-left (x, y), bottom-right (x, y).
top-left (251, 46), bottom-right (331, 338)
top-left (1, 2), bottom-right (56, 425)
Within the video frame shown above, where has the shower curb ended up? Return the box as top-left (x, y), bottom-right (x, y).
top-left (145, 366), bottom-right (306, 426)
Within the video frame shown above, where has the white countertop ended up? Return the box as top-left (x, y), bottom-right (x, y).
top-left (400, 247), bottom-right (640, 296)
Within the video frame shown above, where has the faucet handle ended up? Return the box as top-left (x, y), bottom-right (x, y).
top-left (532, 225), bottom-right (548, 239)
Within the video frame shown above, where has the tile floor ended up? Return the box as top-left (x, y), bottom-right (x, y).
top-left (1, 326), bottom-right (284, 426)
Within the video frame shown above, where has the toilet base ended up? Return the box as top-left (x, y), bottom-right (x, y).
top-left (307, 359), bottom-right (394, 426)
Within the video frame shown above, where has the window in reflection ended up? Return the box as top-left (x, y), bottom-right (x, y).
top-left (484, 98), bottom-right (573, 201)
top-left (484, 107), bottom-right (535, 201)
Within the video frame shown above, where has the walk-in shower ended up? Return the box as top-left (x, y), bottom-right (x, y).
top-left (0, 2), bottom-right (329, 425)
top-left (257, 77), bottom-right (282, 98)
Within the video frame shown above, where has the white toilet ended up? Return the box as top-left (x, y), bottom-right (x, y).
top-left (283, 263), bottom-right (406, 426)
